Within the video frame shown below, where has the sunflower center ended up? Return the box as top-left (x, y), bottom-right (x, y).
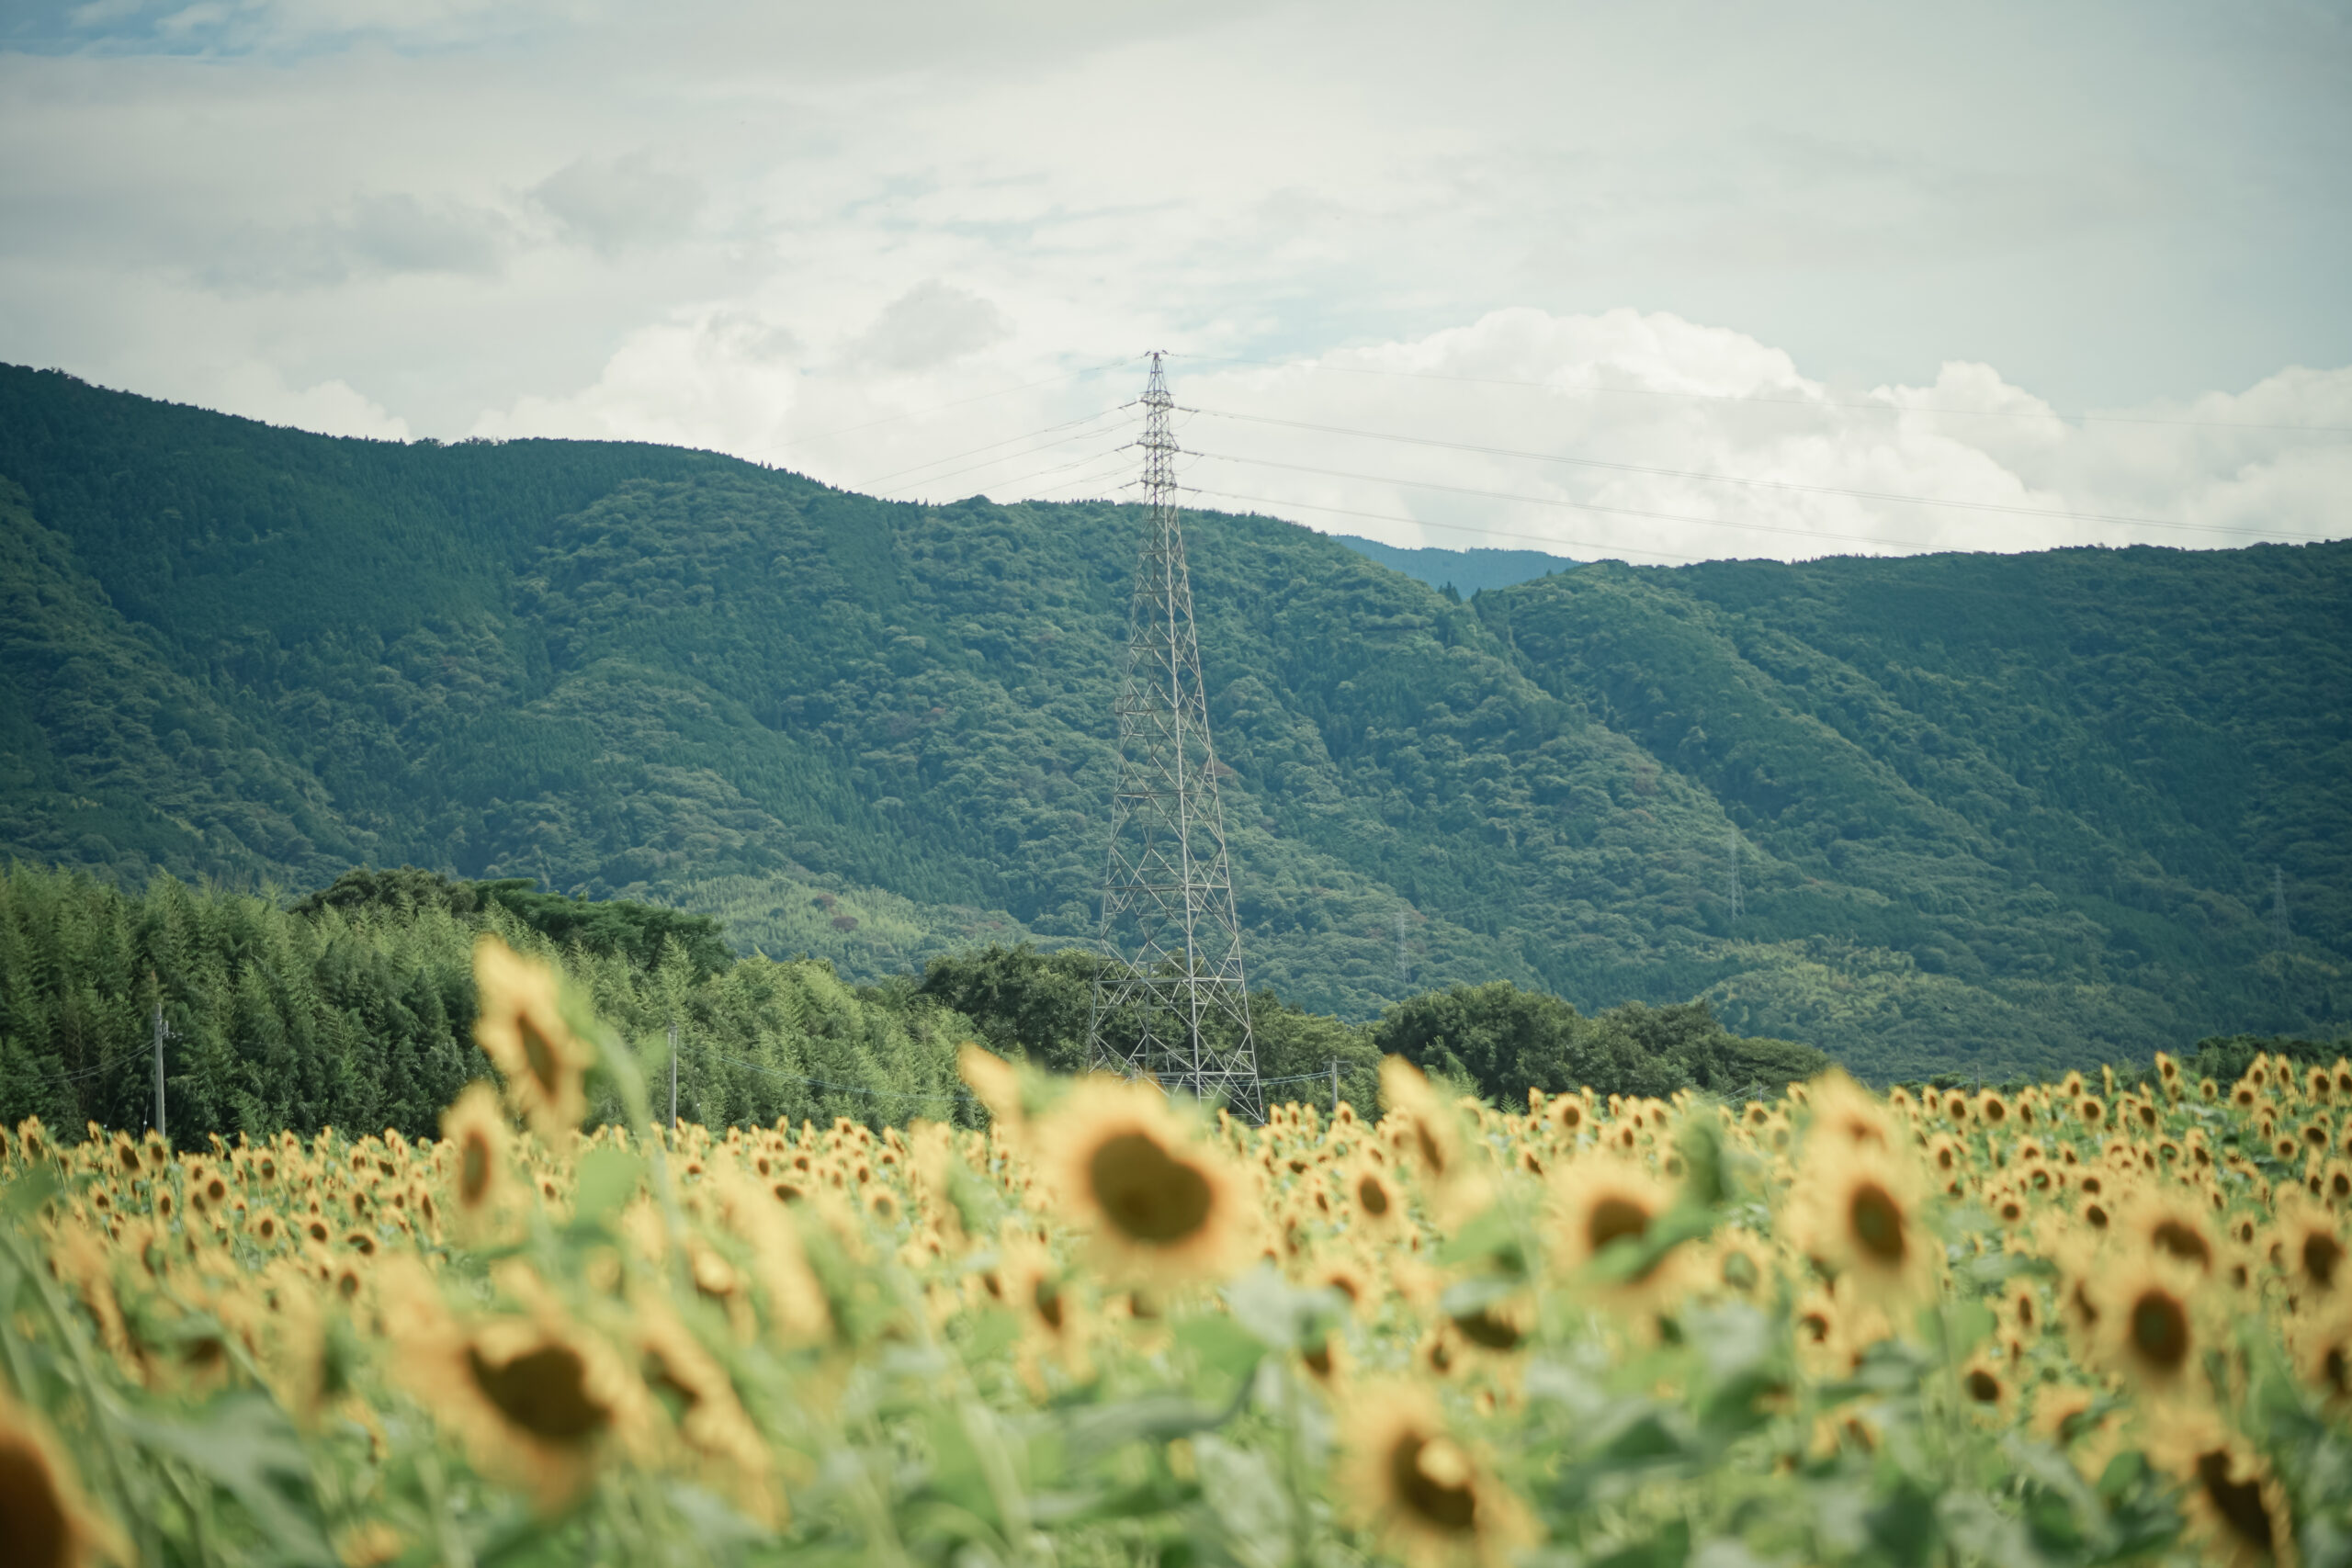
top-left (2151, 1220), bottom-right (2211, 1269)
top-left (466, 1343), bottom-right (611, 1444)
top-left (1032, 1278), bottom-right (1065, 1331)
top-left (2128, 1291), bottom-right (2189, 1371)
top-left (1413, 1121), bottom-right (1448, 1177)
top-left (2304, 1231), bottom-right (2344, 1290)
top-left (1847, 1182), bottom-right (1906, 1264)
top-left (519, 1021), bottom-right (561, 1099)
top-left (2195, 1451), bottom-right (2275, 1551)
top-left (1390, 1434), bottom-right (1476, 1534)
top-left (1357, 1174), bottom-right (1390, 1217)
top-left (1088, 1133), bottom-right (1212, 1245)
top-left (1586, 1195), bottom-right (1651, 1254)
top-left (459, 1134), bottom-right (492, 1205)
top-left (1962, 1369), bottom-right (2001, 1403)
top-left (1452, 1307), bottom-right (1521, 1350)
top-left (2324, 1346), bottom-right (2349, 1397)
top-left (0, 1436), bottom-right (69, 1568)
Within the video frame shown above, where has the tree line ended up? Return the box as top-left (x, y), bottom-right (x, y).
top-left (1, 862), bottom-right (1853, 1145)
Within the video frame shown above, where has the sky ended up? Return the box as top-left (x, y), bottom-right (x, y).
top-left (3, 0), bottom-right (2348, 565)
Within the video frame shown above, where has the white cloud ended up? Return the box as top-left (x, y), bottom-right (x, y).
top-left (209, 361), bottom-right (412, 439)
top-left (3, 0), bottom-right (2348, 562)
top-left (531, 152), bottom-right (704, 257)
top-left (842, 282), bottom-right (1012, 374)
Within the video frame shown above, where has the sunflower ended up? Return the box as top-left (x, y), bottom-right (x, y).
top-left (2151, 1415), bottom-right (2298, 1568)
top-left (957, 1044), bottom-right (1027, 1138)
top-left (1346, 1160), bottom-right (1408, 1239)
top-left (1380, 1057), bottom-right (1470, 1193)
top-left (1957, 1355), bottom-right (2012, 1417)
top-left (1549, 1092), bottom-right (1591, 1139)
top-left (1311, 1254), bottom-right (1377, 1319)
top-left (1336, 1381), bottom-right (1532, 1568)
top-left (385, 1258), bottom-right (646, 1513)
top-left (2091, 1255), bottom-right (2210, 1403)
top-left (632, 1295), bottom-right (778, 1525)
top-left (1033, 1077), bottom-right (1254, 1285)
top-left (1807, 1073), bottom-right (1895, 1153)
top-left (0, 1385), bottom-right (126, 1568)
top-left (1786, 1137), bottom-right (1935, 1308)
top-left (2271, 1201), bottom-right (2346, 1302)
top-left (1550, 1155), bottom-right (1686, 1309)
top-left (472, 938), bottom-right (595, 1140)
top-left (2119, 1193), bottom-right (2217, 1276)
top-left (2290, 1304), bottom-right (2352, 1408)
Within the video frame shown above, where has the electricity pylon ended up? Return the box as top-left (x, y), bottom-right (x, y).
top-left (1085, 352), bottom-right (1264, 1122)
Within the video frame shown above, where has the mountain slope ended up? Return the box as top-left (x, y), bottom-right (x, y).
top-left (0, 363), bottom-right (2343, 1078)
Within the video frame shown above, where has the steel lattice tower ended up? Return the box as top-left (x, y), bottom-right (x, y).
top-left (1085, 352), bottom-right (1263, 1121)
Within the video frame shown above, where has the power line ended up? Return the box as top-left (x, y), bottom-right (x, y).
top-left (1182, 405), bottom-right (2341, 545)
top-left (1179, 353), bottom-right (2352, 437)
top-left (786, 354), bottom-right (1141, 446)
top-left (858, 400), bottom-right (1135, 488)
top-left (879, 416), bottom-right (1144, 499)
top-left (1184, 447), bottom-right (1955, 554)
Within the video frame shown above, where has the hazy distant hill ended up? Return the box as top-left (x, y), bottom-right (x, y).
top-left (1330, 535), bottom-right (1577, 595)
top-left (1, 362), bottom-right (2344, 1079)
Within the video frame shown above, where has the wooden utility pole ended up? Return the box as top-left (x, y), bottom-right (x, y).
top-left (152, 1001), bottom-right (167, 1145)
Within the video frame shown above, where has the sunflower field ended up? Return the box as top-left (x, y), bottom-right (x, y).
top-left (3, 940), bottom-right (2350, 1567)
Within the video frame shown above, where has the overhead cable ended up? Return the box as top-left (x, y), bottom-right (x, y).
top-left (1182, 406), bottom-right (2338, 545)
top-left (789, 354), bottom-right (1141, 446)
top-left (860, 400), bottom-right (1135, 488)
top-left (1178, 354), bottom-right (2352, 437)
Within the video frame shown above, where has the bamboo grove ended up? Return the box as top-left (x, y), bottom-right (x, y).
top-left (4, 939), bottom-right (2351, 1567)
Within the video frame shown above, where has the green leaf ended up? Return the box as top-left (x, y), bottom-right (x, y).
top-left (569, 1145), bottom-right (644, 1228)
top-left (123, 1393), bottom-right (337, 1567)
top-left (1177, 1311), bottom-right (1270, 1382)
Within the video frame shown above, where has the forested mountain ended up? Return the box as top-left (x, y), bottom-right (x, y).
top-left (2, 362), bottom-right (2345, 1080)
top-left (1329, 535), bottom-right (1577, 595)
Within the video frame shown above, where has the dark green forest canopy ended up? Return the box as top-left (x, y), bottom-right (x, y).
top-left (0, 866), bottom-right (1802, 1144)
top-left (1, 362), bottom-right (2346, 1081)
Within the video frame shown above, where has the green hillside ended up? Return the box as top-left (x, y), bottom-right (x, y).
top-left (1, 362), bottom-right (2344, 1079)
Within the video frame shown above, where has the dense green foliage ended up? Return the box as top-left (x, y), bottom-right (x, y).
top-left (0, 865), bottom-right (1826, 1144)
top-left (292, 864), bottom-right (735, 977)
top-left (1367, 981), bottom-right (1828, 1105)
top-left (0, 863), bottom-right (975, 1143)
top-left (2, 363), bottom-right (2346, 1080)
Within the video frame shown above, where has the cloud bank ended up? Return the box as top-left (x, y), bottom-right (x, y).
top-left (2, 0), bottom-right (2346, 562)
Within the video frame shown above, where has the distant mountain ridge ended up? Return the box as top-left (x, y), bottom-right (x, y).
top-left (0, 362), bottom-right (2344, 1080)
top-left (1329, 535), bottom-right (1577, 595)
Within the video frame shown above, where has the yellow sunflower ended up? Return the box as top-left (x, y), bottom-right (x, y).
top-left (2090, 1255), bottom-right (2211, 1404)
top-left (384, 1258), bottom-right (647, 1514)
top-left (1033, 1077), bottom-right (1254, 1285)
top-left (2118, 1192), bottom-right (2217, 1276)
top-left (1786, 1137), bottom-right (1935, 1308)
top-left (1549, 1154), bottom-right (1687, 1310)
top-left (2290, 1303), bottom-right (2352, 1409)
top-left (439, 1081), bottom-right (513, 1235)
top-left (2151, 1414), bottom-right (2298, 1568)
top-left (1805, 1072), bottom-right (1896, 1153)
top-left (1379, 1057), bottom-right (1474, 1200)
top-left (0, 1383), bottom-right (126, 1568)
top-left (2272, 1200), bottom-right (2347, 1303)
top-left (632, 1294), bottom-right (779, 1526)
top-left (1345, 1159), bottom-right (1408, 1240)
top-left (472, 938), bottom-right (595, 1139)
top-left (1335, 1381), bottom-right (1532, 1568)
